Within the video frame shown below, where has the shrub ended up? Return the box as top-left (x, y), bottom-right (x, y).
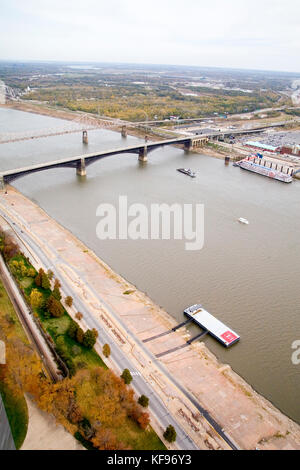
top-left (163, 425), bottom-right (177, 443)
top-left (102, 343), bottom-right (111, 358)
top-left (65, 296), bottom-right (73, 307)
top-left (138, 395), bottom-right (149, 408)
top-left (121, 369), bottom-right (132, 385)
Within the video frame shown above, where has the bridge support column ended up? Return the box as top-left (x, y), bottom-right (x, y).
top-left (184, 140), bottom-right (192, 152)
top-left (121, 126), bottom-right (127, 138)
top-left (0, 176), bottom-right (4, 190)
top-left (82, 130), bottom-right (88, 144)
top-left (76, 158), bottom-right (86, 176)
top-left (138, 147), bottom-right (148, 162)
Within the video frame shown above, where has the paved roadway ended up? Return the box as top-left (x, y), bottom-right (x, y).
top-left (0, 205), bottom-right (239, 450)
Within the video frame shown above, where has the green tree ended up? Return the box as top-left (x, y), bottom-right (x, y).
top-left (41, 272), bottom-right (50, 290)
top-left (163, 425), bottom-right (176, 443)
top-left (138, 395), bottom-right (149, 408)
top-left (83, 329), bottom-right (98, 349)
top-left (121, 369), bottom-right (132, 385)
top-left (68, 321), bottom-right (78, 340)
top-left (47, 269), bottom-right (54, 281)
top-left (102, 344), bottom-right (111, 358)
top-left (52, 286), bottom-right (62, 301)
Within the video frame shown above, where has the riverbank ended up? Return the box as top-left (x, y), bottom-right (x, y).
top-left (0, 186), bottom-right (299, 450)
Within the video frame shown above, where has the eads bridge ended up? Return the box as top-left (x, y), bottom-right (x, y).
top-left (0, 135), bottom-right (208, 188)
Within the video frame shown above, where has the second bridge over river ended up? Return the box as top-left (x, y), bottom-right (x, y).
top-left (0, 135), bottom-right (208, 186)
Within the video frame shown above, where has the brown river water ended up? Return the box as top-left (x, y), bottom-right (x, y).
top-left (0, 108), bottom-right (299, 423)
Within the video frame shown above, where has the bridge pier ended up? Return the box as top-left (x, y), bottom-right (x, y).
top-left (138, 146), bottom-right (148, 162)
top-left (184, 140), bottom-right (192, 152)
top-left (82, 130), bottom-right (88, 144)
top-left (76, 158), bottom-right (86, 176)
top-left (121, 126), bottom-right (127, 138)
top-left (0, 176), bottom-right (4, 190)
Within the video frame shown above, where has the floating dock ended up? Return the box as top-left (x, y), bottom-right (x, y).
top-left (184, 304), bottom-right (240, 347)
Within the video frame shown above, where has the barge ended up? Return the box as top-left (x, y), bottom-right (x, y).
top-left (177, 168), bottom-right (196, 178)
top-left (234, 157), bottom-right (293, 183)
top-left (184, 304), bottom-right (240, 347)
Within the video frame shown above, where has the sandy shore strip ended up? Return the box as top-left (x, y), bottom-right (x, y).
top-left (1, 186), bottom-right (300, 450)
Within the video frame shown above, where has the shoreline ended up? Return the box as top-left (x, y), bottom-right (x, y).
top-left (1, 185), bottom-right (299, 450)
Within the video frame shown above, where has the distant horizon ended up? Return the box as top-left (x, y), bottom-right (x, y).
top-left (1, 0), bottom-right (300, 75)
top-left (1, 58), bottom-right (300, 77)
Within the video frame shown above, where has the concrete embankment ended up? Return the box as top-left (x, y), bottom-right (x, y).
top-left (0, 186), bottom-right (300, 450)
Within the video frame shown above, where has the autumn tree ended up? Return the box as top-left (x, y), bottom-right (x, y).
top-left (65, 296), bottom-right (73, 307)
top-left (47, 269), bottom-right (54, 281)
top-left (29, 288), bottom-right (44, 309)
top-left (121, 368), bottom-right (132, 385)
top-left (163, 425), bottom-right (177, 442)
top-left (54, 279), bottom-right (61, 289)
top-left (46, 295), bottom-right (64, 318)
top-left (34, 268), bottom-right (45, 287)
top-left (103, 343), bottom-right (111, 358)
top-left (137, 411), bottom-right (150, 430)
top-left (75, 312), bottom-right (83, 321)
top-left (76, 327), bottom-right (84, 344)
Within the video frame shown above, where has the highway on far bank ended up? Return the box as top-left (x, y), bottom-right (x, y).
top-left (0, 201), bottom-right (239, 450)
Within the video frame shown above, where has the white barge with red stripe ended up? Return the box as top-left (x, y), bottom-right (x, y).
top-left (184, 304), bottom-right (240, 347)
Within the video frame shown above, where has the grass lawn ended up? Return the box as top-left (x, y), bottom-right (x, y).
top-left (117, 417), bottom-right (166, 450)
top-left (0, 279), bottom-right (29, 449)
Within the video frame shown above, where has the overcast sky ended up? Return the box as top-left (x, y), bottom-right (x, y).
top-left (0, 0), bottom-right (299, 73)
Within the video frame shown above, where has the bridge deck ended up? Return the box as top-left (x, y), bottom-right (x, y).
top-left (0, 136), bottom-right (193, 179)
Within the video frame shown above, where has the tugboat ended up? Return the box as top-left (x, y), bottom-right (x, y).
top-left (177, 168), bottom-right (196, 178)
